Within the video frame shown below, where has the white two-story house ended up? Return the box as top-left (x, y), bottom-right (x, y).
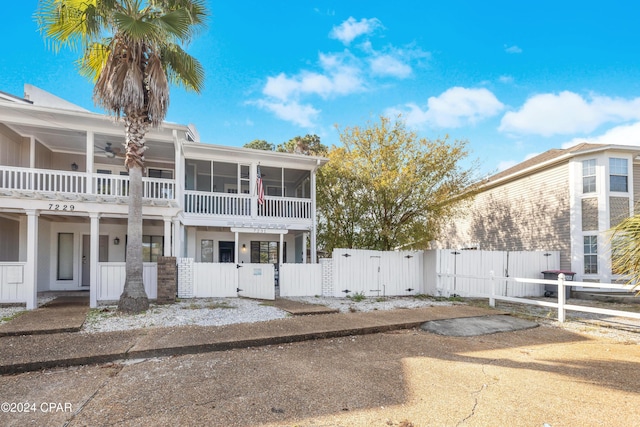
top-left (0, 85), bottom-right (326, 308)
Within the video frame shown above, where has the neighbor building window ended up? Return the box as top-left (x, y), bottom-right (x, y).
top-left (584, 235), bottom-right (598, 274)
top-left (582, 159), bottom-right (596, 193)
top-left (609, 158), bottom-right (628, 192)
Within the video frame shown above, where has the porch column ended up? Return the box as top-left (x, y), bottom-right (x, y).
top-left (86, 131), bottom-right (94, 193)
top-left (173, 130), bottom-right (182, 203)
top-left (234, 231), bottom-right (239, 264)
top-left (163, 217), bottom-right (172, 256)
top-left (25, 210), bottom-right (39, 310)
top-left (251, 162), bottom-right (258, 219)
top-left (173, 218), bottom-right (182, 258)
top-left (303, 232), bottom-right (308, 264)
top-left (89, 213), bottom-right (99, 308)
top-left (310, 167), bottom-right (318, 263)
top-left (279, 233), bottom-right (284, 266)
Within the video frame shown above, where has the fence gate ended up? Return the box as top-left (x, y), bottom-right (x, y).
top-left (236, 263), bottom-right (275, 300)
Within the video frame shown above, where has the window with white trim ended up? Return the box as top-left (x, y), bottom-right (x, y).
top-left (583, 235), bottom-right (598, 274)
top-left (582, 159), bottom-right (596, 193)
top-left (609, 158), bottom-right (628, 192)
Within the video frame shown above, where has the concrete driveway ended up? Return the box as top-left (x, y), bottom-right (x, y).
top-left (0, 323), bottom-right (637, 426)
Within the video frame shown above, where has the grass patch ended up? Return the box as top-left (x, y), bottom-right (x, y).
top-left (347, 292), bottom-right (366, 302)
top-left (0, 311), bottom-right (25, 323)
top-left (208, 301), bottom-right (236, 310)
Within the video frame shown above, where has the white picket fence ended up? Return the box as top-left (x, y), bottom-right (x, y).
top-left (96, 262), bottom-right (158, 301)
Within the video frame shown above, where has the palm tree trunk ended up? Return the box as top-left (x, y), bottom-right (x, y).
top-left (118, 115), bottom-right (149, 313)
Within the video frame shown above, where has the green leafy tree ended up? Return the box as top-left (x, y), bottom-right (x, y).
top-left (277, 134), bottom-right (328, 156)
top-left (317, 116), bottom-right (477, 254)
top-left (244, 139), bottom-right (275, 151)
top-left (610, 216), bottom-right (640, 292)
top-left (37, 0), bottom-right (207, 313)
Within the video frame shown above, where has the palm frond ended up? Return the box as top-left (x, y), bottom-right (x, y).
top-left (161, 44), bottom-right (205, 92)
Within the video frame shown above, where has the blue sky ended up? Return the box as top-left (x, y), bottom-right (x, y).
top-left (2, 1), bottom-right (640, 176)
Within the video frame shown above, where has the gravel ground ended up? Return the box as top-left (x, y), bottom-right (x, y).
top-left (2, 294), bottom-right (639, 344)
top-left (79, 296), bottom-right (453, 333)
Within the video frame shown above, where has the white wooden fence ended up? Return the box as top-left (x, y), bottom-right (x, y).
top-left (192, 263), bottom-right (237, 297)
top-left (0, 263), bottom-right (26, 303)
top-left (450, 272), bottom-right (640, 323)
top-left (279, 264), bottom-right (322, 297)
top-left (332, 249), bottom-right (423, 297)
top-left (425, 249), bottom-right (560, 297)
top-left (96, 262), bottom-right (158, 301)
top-left (179, 249), bottom-right (561, 299)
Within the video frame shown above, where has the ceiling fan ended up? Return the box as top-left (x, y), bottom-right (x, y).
top-left (97, 142), bottom-right (124, 158)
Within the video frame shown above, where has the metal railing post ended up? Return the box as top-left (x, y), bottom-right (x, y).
top-left (557, 273), bottom-right (566, 323)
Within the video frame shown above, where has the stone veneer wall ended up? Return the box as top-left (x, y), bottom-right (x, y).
top-left (156, 256), bottom-right (177, 304)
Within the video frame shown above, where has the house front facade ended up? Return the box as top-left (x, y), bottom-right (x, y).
top-left (0, 85), bottom-right (326, 308)
top-left (440, 142), bottom-right (640, 288)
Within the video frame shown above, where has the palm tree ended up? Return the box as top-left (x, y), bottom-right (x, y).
top-left (610, 215), bottom-right (640, 293)
top-left (36, 0), bottom-right (207, 313)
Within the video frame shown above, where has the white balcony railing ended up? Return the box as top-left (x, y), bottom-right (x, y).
top-left (258, 196), bottom-right (311, 219)
top-left (184, 190), bottom-right (251, 216)
top-left (0, 166), bottom-right (86, 193)
top-left (0, 166), bottom-right (174, 200)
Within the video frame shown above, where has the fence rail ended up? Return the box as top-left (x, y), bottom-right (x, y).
top-left (439, 272), bottom-right (640, 323)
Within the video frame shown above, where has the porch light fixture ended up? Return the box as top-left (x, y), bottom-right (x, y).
top-left (114, 237), bottom-right (120, 245)
top-left (71, 162), bottom-right (78, 171)
top-left (242, 244), bottom-right (246, 252)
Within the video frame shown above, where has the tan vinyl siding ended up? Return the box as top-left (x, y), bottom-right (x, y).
top-left (609, 196), bottom-right (629, 227)
top-left (581, 198), bottom-right (598, 231)
top-left (443, 162), bottom-right (572, 270)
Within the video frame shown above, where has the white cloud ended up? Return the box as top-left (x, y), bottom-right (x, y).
top-left (499, 91), bottom-right (640, 137)
top-left (262, 53), bottom-right (365, 102)
top-left (505, 45), bottom-right (522, 54)
top-left (498, 75), bottom-right (514, 84)
top-left (387, 87), bottom-right (504, 129)
top-left (562, 122), bottom-right (640, 149)
top-left (369, 54), bottom-right (412, 78)
top-left (251, 100), bottom-right (319, 128)
top-left (330, 17), bottom-right (382, 45)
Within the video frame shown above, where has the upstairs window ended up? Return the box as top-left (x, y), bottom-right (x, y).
top-left (609, 158), bottom-right (628, 192)
top-left (582, 159), bottom-right (596, 193)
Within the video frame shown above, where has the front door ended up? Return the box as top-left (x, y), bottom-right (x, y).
top-left (82, 235), bottom-right (109, 287)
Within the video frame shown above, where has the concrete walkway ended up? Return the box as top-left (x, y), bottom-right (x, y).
top-left (0, 305), bottom-right (501, 375)
top-left (0, 296), bottom-right (89, 337)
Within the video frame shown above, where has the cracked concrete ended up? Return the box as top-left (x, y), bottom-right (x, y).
top-left (0, 324), bottom-right (637, 426)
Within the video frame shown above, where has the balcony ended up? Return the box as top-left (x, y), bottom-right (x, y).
top-left (184, 190), bottom-right (311, 220)
top-left (0, 166), bottom-right (175, 201)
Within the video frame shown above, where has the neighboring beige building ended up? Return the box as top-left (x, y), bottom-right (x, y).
top-left (440, 143), bottom-right (640, 286)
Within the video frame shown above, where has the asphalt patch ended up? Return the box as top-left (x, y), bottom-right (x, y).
top-left (420, 315), bottom-right (538, 337)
